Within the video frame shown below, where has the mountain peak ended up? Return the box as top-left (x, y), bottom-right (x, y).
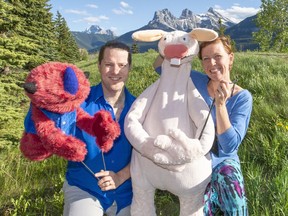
top-left (152, 8), bottom-right (177, 20)
top-left (84, 25), bottom-right (115, 36)
top-left (206, 7), bottom-right (235, 25)
top-left (180, 8), bottom-right (194, 19)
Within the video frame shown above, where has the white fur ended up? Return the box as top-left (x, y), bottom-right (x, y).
top-left (125, 29), bottom-right (217, 215)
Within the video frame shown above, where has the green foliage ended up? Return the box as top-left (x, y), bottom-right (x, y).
top-left (233, 52), bottom-right (288, 215)
top-left (0, 51), bottom-right (287, 215)
top-left (217, 18), bottom-right (226, 36)
top-left (0, 71), bottom-right (29, 149)
top-left (79, 48), bottom-right (89, 61)
top-left (0, 148), bottom-right (65, 215)
top-left (131, 42), bottom-right (140, 54)
top-left (54, 11), bottom-right (80, 63)
top-left (0, 0), bottom-right (34, 70)
top-left (253, 0), bottom-right (288, 52)
top-left (0, 0), bottom-right (81, 71)
top-left (127, 51), bottom-right (159, 96)
top-left (155, 190), bottom-right (180, 216)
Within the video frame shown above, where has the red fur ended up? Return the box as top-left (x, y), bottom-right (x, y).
top-left (77, 109), bottom-right (120, 153)
top-left (20, 62), bottom-right (120, 162)
top-left (20, 132), bottom-right (52, 161)
top-left (25, 62), bottom-right (90, 113)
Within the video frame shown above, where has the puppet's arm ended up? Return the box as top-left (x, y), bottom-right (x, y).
top-left (76, 108), bottom-right (120, 153)
top-left (20, 132), bottom-right (53, 161)
top-left (20, 106), bottom-right (53, 161)
top-left (151, 81), bottom-right (215, 167)
top-left (32, 106), bottom-right (87, 161)
top-left (125, 81), bottom-right (188, 172)
top-left (125, 81), bottom-right (165, 159)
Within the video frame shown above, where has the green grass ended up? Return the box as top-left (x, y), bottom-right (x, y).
top-left (0, 50), bottom-right (287, 215)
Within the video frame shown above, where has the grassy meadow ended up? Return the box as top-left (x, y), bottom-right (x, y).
top-left (0, 50), bottom-right (287, 215)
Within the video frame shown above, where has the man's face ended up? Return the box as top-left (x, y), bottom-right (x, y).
top-left (98, 47), bottom-right (130, 95)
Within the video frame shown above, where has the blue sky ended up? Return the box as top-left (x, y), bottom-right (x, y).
top-left (48, 0), bottom-right (261, 35)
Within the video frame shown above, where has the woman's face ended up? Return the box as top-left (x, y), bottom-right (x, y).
top-left (201, 41), bottom-right (234, 82)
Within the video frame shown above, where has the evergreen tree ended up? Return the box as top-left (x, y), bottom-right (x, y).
top-left (79, 48), bottom-right (89, 61)
top-left (54, 11), bottom-right (80, 63)
top-left (7, 0), bottom-right (59, 69)
top-left (253, 0), bottom-right (288, 52)
top-left (0, 0), bottom-right (33, 72)
top-left (217, 18), bottom-right (237, 52)
top-left (218, 18), bottom-right (226, 36)
top-left (132, 42), bottom-right (139, 54)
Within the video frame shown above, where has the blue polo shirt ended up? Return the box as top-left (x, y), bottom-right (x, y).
top-left (65, 83), bottom-right (135, 212)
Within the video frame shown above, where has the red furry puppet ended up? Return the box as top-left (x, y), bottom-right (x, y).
top-left (20, 62), bottom-right (120, 162)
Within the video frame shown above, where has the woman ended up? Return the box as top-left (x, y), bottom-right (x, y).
top-left (154, 36), bottom-right (252, 215)
top-left (196, 36), bottom-right (252, 215)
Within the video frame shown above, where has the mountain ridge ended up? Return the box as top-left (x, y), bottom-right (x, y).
top-left (71, 7), bottom-right (258, 52)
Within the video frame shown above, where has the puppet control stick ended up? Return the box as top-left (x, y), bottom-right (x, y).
top-left (81, 161), bottom-right (99, 180)
top-left (198, 80), bottom-right (237, 140)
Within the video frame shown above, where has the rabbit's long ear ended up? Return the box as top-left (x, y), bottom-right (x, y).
top-left (190, 28), bottom-right (218, 42)
top-left (132, 29), bottom-right (166, 42)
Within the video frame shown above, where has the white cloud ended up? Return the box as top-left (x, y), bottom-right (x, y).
top-left (112, 1), bottom-right (133, 15)
top-left (112, 8), bottom-right (133, 15)
top-left (83, 16), bottom-right (109, 23)
top-left (120, 1), bottom-right (130, 8)
top-left (214, 4), bottom-right (260, 23)
top-left (64, 9), bottom-right (89, 16)
top-left (86, 4), bottom-right (98, 9)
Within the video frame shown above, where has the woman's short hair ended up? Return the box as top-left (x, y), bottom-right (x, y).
top-left (198, 36), bottom-right (233, 60)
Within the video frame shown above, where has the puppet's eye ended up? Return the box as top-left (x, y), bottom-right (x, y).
top-left (182, 37), bottom-right (187, 41)
top-left (163, 37), bottom-right (167, 41)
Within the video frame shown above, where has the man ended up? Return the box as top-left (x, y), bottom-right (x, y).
top-left (63, 41), bottom-right (135, 216)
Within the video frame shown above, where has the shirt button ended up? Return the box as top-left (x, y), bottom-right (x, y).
top-left (111, 160), bottom-right (114, 163)
top-left (62, 121), bottom-right (66, 125)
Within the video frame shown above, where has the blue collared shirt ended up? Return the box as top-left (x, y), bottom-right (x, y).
top-left (24, 105), bottom-right (77, 135)
top-left (66, 83), bottom-right (135, 212)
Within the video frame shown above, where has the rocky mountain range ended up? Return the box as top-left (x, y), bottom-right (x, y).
top-left (147, 8), bottom-right (236, 31)
top-left (72, 7), bottom-right (259, 52)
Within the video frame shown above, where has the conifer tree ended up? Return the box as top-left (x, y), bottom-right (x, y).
top-left (218, 18), bottom-right (237, 52)
top-left (253, 0), bottom-right (288, 52)
top-left (9, 0), bottom-right (59, 68)
top-left (0, 0), bottom-right (60, 70)
top-left (0, 0), bottom-right (33, 72)
top-left (218, 18), bottom-right (226, 36)
top-left (54, 11), bottom-right (80, 63)
top-left (132, 42), bottom-right (139, 54)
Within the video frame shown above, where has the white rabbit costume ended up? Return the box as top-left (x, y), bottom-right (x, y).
top-left (124, 28), bottom-right (217, 216)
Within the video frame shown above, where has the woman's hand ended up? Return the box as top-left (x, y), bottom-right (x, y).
top-left (214, 80), bottom-right (235, 134)
top-left (214, 80), bottom-right (232, 107)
